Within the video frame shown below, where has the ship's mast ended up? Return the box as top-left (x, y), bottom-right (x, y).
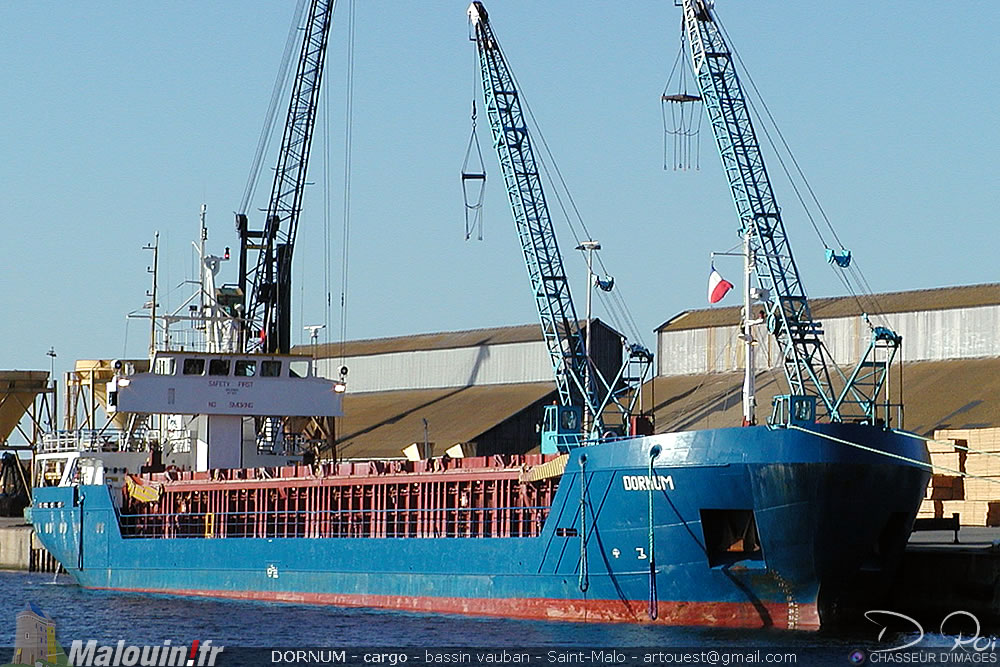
top-left (741, 228), bottom-right (756, 426)
top-left (199, 204), bottom-right (207, 330)
top-left (715, 233), bottom-right (759, 426)
top-left (145, 233), bottom-right (159, 359)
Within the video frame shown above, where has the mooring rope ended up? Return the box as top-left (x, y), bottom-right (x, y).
top-left (77, 491), bottom-right (85, 570)
top-left (787, 425), bottom-right (940, 471)
top-left (578, 454), bottom-right (589, 593)
top-left (647, 446), bottom-right (659, 620)
top-left (893, 429), bottom-right (1000, 462)
top-left (788, 425), bottom-right (1000, 487)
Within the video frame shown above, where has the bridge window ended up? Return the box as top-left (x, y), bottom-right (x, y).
top-left (182, 358), bottom-right (205, 375)
top-left (543, 408), bottom-right (556, 433)
top-left (792, 396), bottom-right (815, 422)
top-left (560, 408), bottom-right (579, 432)
top-left (154, 358), bottom-right (175, 375)
top-left (234, 360), bottom-right (256, 377)
top-left (261, 361), bottom-right (282, 377)
top-left (208, 359), bottom-right (231, 376)
top-left (288, 360), bottom-right (309, 378)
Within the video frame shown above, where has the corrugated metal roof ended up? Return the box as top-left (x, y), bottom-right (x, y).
top-left (642, 358), bottom-right (1000, 437)
top-left (295, 319), bottom-right (621, 359)
top-left (656, 283), bottom-right (1000, 332)
top-left (335, 382), bottom-right (556, 459)
top-left (330, 357), bottom-right (998, 459)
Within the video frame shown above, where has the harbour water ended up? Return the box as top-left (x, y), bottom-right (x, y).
top-left (1, 571), bottom-right (968, 667)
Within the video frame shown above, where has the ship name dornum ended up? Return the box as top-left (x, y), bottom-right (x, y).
top-left (622, 474), bottom-right (674, 492)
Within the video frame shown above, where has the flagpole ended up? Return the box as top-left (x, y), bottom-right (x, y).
top-left (576, 240), bottom-right (601, 439)
top-left (742, 228), bottom-right (756, 426)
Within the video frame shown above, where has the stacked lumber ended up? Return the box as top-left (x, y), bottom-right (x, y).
top-left (916, 498), bottom-right (942, 520)
top-left (919, 428), bottom-right (1000, 526)
top-left (917, 438), bottom-right (964, 519)
top-left (927, 475), bottom-right (963, 500)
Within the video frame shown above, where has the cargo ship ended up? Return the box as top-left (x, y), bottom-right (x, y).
top-left (26, 277), bottom-right (929, 630)
top-left (30, 407), bottom-right (928, 629)
top-left (24, 252), bottom-right (931, 631)
top-left (27, 0), bottom-right (931, 630)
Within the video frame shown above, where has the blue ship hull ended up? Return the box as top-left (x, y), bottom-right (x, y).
top-left (29, 423), bottom-right (929, 629)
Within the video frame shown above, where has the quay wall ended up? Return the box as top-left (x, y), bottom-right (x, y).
top-left (0, 521), bottom-right (59, 572)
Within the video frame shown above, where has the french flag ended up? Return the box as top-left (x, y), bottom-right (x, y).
top-left (708, 265), bottom-right (734, 304)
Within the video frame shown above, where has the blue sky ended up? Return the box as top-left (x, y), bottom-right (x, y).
top-left (1, 1), bottom-right (996, 384)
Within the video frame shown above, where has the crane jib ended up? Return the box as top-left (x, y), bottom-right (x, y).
top-left (679, 0), bottom-right (901, 425)
top-left (470, 5), bottom-right (593, 417)
top-left (468, 3), bottom-right (652, 444)
top-left (240, 0), bottom-right (334, 355)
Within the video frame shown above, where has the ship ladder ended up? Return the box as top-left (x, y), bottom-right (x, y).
top-left (204, 512), bottom-right (215, 539)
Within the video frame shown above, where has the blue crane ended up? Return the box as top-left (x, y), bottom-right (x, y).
top-left (468, 2), bottom-right (652, 450)
top-left (678, 0), bottom-right (901, 425)
top-left (238, 0), bottom-right (334, 354)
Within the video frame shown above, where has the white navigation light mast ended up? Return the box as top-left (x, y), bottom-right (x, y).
top-left (304, 324), bottom-right (326, 353)
top-left (713, 234), bottom-right (765, 426)
top-left (741, 229), bottom-right (756, 426)
top-left (576, 240), bottom-right (601, 435)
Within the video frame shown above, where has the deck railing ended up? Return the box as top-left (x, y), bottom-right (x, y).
top-left (120, 453), bottom-right (561, 541)
top-left (120, 504), bottom-right (551, 540)
top-left (39, 430), bottom-right (150, 453)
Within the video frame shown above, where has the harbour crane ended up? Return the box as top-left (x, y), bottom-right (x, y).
top-left (678, 0), bottom-right (901, 425)
top-left (238, 0), bottom-right (334, 354)
top-left (468, 2), bottom-right (652, 451)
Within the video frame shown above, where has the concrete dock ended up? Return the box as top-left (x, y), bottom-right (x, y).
top-left (889, 528), bottom-right (1000, 626)
top-left (0, 517), bottom-right (60, 572)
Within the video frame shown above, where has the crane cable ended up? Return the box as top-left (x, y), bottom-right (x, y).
top-left (238, 0), bottom-right (309, 217)
top-left (661, 42), bottom-right (687, 170)
top-left (322, 4), bottom-right (334, 345)
top-left (661, 29), bottom-right (702, 171)
top-left (339, 0), bottom-right (356, 366)
top-left (462, 49), bottom-right (488, 242)
top-left (793, 426), bottom-right (1000, 492)
top-left (461, 100), bottom-right (487, 241)
top-left (322, 22), bottom-right (331, 343)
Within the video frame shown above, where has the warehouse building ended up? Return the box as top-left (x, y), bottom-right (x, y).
top-left (650, 283), bottom-right (1000, 436)
top-left (299, 283), bottom-right (1000, 460)
top-left (298, 320), bottom-right (625, 459)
